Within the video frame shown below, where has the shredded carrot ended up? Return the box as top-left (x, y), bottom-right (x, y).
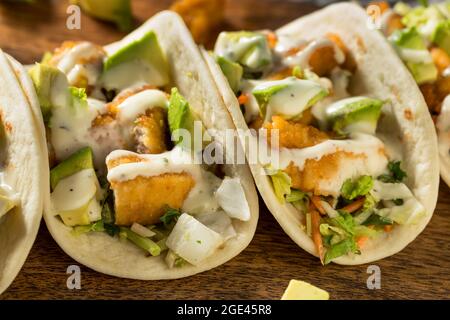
top-left (356, 236), bottom-right (369, 249)
top-left (266, 31), bottom-right (277, 49)
top-left (238, 94), bottom-right (249, 105)
top-left (341, 197), bottom-right (365, 213)
top-left (384, 225), bottom-right (393, 233)
top-left (310, 209), bottom-right (325, 264)
top-left (311, 196), bottom-right (326, 215)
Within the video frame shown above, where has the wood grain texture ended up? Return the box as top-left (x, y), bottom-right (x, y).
top-left (0, 0), bottom-right (449, 300)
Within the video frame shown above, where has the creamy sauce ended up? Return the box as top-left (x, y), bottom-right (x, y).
top-left (214, 32), bottom-right (272, 70)
top-left (282, 39), bottom-right (345, 70)
top-left (51, 97), bottom-right (125, 169)
top-left (117, 89), bottom-right (168, 125)
top-left (106, 147), bottom-right (222, 214)
top-left (437, 95), bottom-right (450, 170)
top-left (54, 42), bottom-right (104, 87)
top-left (239, 79), bottom-right (264, 123)
top-left (253, 77), bottom-right (326, 122)
top-left (265, 133), bottom-right (388, 196)
top-left (274, 34), bottom-right (308, 56)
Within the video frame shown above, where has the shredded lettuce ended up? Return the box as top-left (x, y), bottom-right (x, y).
top-left (324, 238), bottom-right (359, 265)
top-left (340, 175), bottom-right (373, 201)
top-left (265, 167), bottom-right (292, 203)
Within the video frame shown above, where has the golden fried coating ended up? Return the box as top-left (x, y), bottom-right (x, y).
top-left (263, 116), bottom-right (328, 149)
top-left (431, 47), bottom-right (450, 73)
top-left (107, 156), bottom-right (195, 226)
top-left (420, 83), bottom-right (441, 115)
top-left (284, 152), bottom-right (365, 196)
top-left (266, 67), bottom-right (294, 80)
top-left (326, 33), bottom-right (357, 73)
top-left (170, 0), bottom-right (225, 45)
top-left (133, 107), bottom-right (168, 154)
top-left (308, 45), bottom-right (339, 77)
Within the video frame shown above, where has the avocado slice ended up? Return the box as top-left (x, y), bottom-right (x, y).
top-left (216, 56), bottom-right (243, 93)
top-left (389, 28), bottom-right (438, 84)
top-left (214, 31), bottom-right (272, 74)
top-left (432, 20), bottom-right (450, 55)
top-left (28, 63), bottom-right (69, 123)
top-left (70, 0), bottom-right (133, 31)
top-left (59, 199), bottom-right (92, 227)
top-left (50, 147), bottom-right (94, 191)
top-left (102, 31), bottom-right (169, 89)
top-left (252, 77), bottom-right (328, 121)
top-left (168, 88), bottom-right (207, 151)
top-left (325, 97), bottom-right (383, 135)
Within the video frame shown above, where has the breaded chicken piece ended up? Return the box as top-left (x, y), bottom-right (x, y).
top-left (171, 0), bottom-right (225, 45)
top-left (431, 47), bottom-right (450, 74)
top-left (263, 116), bottom-right (328, 149)
top-left (107, 156), bottom-right (195, 226)
top-left (308, 45), bottom-right (339, 77)
top-left (106, 84), bottom-right (157, 116)
top-left (284, 152), bottom-right (367, 196)
top-left (326, 33), bottom-right (357, 73)
top-left (133, 107), bottom-right (168, 154)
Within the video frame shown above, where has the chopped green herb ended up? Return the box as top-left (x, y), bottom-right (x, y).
top-left (363, 214), bottom-right (394, 226)
top-left (378, 161), bottom-right (407, 183)
top-left (160, 207), bottom-right (182, 228)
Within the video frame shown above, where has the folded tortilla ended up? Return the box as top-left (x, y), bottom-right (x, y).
top-left (14, 11), bottom-right (258, 279)
top-left (0, 50), bottom-right (47, 294)
top-left (204, 3), bottom-right (439, 264)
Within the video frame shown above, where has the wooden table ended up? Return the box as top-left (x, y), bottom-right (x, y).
top-left (1, 0), bottom-right (449, 300)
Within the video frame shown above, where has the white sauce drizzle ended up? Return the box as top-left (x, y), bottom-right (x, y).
top-left (106, 147), bottom-right (222, 214)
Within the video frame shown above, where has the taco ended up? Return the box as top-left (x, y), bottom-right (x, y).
top-left (368, 1), bottom-right (450, 187)
top-left (22, 11), bottom-right (258, 279)
top-left (0, 50), bottom-right (47, 293)
top-left (204, 3), bottom-right (439, 264)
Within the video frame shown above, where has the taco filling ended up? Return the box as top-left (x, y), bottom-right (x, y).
top-left (213, 30), bottom-right (425, 264)
top-left (0, 122), bottom-right (18, 221)
top-left (30, 31), bottom-right (251, 268)
top-left (369, 1), bottom-right (450, 181)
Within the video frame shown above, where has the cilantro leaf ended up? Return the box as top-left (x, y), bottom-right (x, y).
top-left (341, 175), bottom-right (373, 200)
top-left (160, 207), bottom-right (182, 228)
top-left (378, 161), bottom-right (407, 183)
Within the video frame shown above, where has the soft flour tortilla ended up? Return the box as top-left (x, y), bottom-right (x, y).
top-left (204, 3), bottom-right (439, 265)
top-left (0, 50), bottom-right (46, 294)
top-left (29, 11), bottom-right (259, 279)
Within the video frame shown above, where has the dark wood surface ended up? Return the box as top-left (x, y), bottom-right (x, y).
top-left (0, 0), bottom-right (449, 300)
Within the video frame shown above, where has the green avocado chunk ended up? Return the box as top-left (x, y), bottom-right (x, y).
top-left (325, 97), bottom-right (383, 135)
top-left (102, 31), bottom-right (169, 89)
top-left (50, 147), bottom-right (94, 191)
top-left (216, 56), bottom-right (243, 93)
top-left (28, 63), bottom-right (69, 123)
top-left (432, 20), bottom-right (450, 55)
top-left (70, 0), bottom-right (133, 31)
top-left (214, 31), bottom-right (272, 74)
top-left (168, 88), bottom-right (206, 151)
